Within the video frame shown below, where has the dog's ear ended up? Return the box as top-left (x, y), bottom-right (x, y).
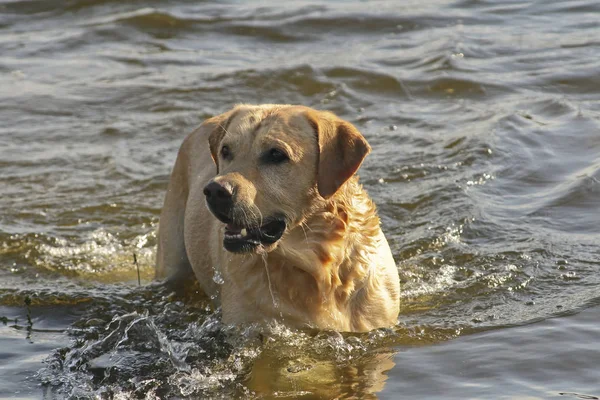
top-left (306, 110), bottom-right (371, 198)
top-left (204, 109), bottom-right (239, 172)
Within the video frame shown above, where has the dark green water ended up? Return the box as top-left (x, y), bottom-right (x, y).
top-left (1, 0), bottom-right (599, 398)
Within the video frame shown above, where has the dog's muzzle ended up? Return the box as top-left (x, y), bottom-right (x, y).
top-left (203, 180), bottom-right (287, 253)
top-left (222, 218), bottom-right (286, 253)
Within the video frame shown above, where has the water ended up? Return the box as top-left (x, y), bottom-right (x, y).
top-left (1, 0), bottom-right (599, 398)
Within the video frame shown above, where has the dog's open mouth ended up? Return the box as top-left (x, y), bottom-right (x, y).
top-left (223, 218), bottom-right (286, 253)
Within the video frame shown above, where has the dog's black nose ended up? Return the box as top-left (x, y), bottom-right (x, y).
top-left (203, 181), bottom-right (232, 201)
top-left (203, 181), bottom-right (233, 219)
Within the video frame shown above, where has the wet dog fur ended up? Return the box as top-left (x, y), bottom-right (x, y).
top-left (156, 104), bottom-right (399, 332)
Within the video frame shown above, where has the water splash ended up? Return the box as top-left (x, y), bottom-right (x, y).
top-left (32, 228), bottom-right (156, 283)
top-left (33, 285), bottom-right (417, 399)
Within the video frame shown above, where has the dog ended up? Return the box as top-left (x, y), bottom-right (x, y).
top-left (156, 104), bottom-right (399, 332)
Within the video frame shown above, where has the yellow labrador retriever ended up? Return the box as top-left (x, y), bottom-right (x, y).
top-left (156, 104), bottom-right (399, 332)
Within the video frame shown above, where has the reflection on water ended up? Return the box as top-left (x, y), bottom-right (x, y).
top-left (1, 0), bottom-right (600, 398)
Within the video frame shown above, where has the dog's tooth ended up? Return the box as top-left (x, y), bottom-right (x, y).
top-left (241, 228), bottom-right (247, 236)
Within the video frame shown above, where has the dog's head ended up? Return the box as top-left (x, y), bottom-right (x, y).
top-left (202, 104), bottom-right (370, 253)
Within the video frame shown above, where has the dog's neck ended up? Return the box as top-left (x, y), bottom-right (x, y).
top-left (220, 177), bottom-right (382, 330)
top-left (278, 177), bottom-right (381, 294)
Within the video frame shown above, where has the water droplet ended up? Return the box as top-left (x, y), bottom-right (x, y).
top-left (213, 270), bottom-right (224, 285)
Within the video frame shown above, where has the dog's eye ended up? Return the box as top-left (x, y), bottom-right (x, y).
top-left (220, 145), bottom-right (231, 160)
top-left (263, 148), bottom-right (289, 164)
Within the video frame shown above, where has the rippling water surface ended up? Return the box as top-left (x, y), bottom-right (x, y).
top-left (1, 0), bottom-right (599, 398)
